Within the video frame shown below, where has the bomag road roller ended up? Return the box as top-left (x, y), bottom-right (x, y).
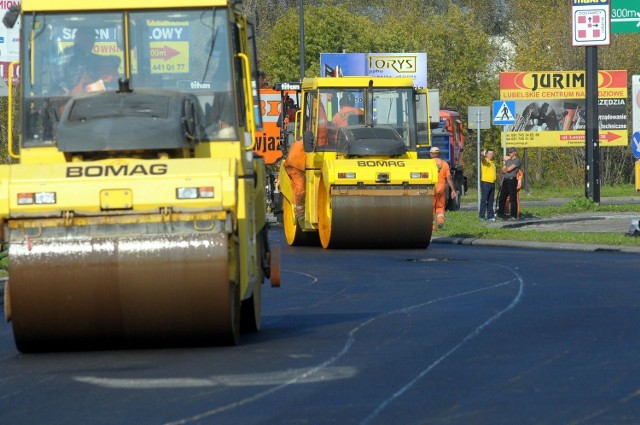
top-left (1, 0), bottom-right (280, 352)
top-left (278, 76), bottom-right (438, 249)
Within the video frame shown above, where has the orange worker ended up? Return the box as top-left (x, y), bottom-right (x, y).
top-left (284, 95), bottom-right (296, 122)
top-left (429, 146), bottom-right (457, 230)
top-left (332, 92), bottom-right (363, 129)
top-left (284, 139), bottom-right (306, 221)
top-left (277, 95), bottom-right (297, 128)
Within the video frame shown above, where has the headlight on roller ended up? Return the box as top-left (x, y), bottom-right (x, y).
top-left (338, 172), bottom-right (356, 179)
top-left (410, 172), bottom-right (430, 179)
top-left (18, 192), bottom-right (57, 205)
top-left (176, 187), bottom-right (214, 199)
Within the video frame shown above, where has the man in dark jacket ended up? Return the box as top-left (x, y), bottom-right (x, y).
top-left (497, 147), bottom-right (522, 220)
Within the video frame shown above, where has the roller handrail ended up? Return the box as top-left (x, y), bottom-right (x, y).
top-left (236, 52), bottom-right (256, 151)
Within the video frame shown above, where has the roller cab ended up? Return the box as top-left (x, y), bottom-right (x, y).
top-left (2, 1), bottom-right (279, 352)
top-left (279, 77), bottom-right (438, 249)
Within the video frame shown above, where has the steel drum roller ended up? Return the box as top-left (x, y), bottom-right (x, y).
top-left (8, 229), bottom-right (238, 352)
top-left (318, 185), bottom-right (433, 249)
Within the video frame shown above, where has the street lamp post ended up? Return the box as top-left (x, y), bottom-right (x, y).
top-left (299, 0), bottom-right (305, 80)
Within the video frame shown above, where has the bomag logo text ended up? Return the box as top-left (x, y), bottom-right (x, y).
top-left (357, 160), bottom-right (406, 167)
top-left (368, 56), bottom-right (417, 74)
top-left (66, 164), bottom-right (168, 178)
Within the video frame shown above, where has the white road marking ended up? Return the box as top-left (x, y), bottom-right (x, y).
top-left (361, 265), bottom-right (525, 424)
top-left (72, 263), bottom-right (522, 425)
top-left (75, 366), bottom-right (356, 389)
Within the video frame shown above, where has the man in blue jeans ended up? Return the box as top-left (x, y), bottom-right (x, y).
top-left (497, 147), bottom-right (521, 220)
top-left (479, 149), bottom-right (496, 221)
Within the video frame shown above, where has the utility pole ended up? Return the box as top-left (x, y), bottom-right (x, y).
top-left (585, 46), bottom-right (600, 203)
top-left (570, 1), bottom-right (608, 203)
top-left (299, 0), bottom-right (305, 80)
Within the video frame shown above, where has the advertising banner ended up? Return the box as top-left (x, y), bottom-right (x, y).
top-left (0, 0), bottom-right (21, 96)
top-left (320, 53), bottom-right (427, 89)
top-left (255, 88), bottom-right (298, 165)
top-left (500, 70), bottom-right (627, 147)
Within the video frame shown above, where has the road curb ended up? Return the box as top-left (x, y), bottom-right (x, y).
top-left (432, 236), bottom-right (640, 254)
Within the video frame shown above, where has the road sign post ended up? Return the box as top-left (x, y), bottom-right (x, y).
top-left (468, 106), bottom-right (490, 212)
top-left (493, 100), bottom-right (516, 157)
top-left (492, 100), bottom-right (516, 126)
top-left (631, 133), bottom-right (640, 159)
top-left (572, 0), bottom-right (611, 46)
top-left (585, 47), bottom-right (600, 203)
top-left (572, 1), bottom-right (608, 202)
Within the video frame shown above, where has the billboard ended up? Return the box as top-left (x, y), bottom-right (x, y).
top-left (320, 53), bottom-right (427, 89)
top-left (500, 70), bottom-right (627, 147)
top-left (0, 1), bottom-right (21, 96)
top-left (255, 88), bottom-right (298, 165)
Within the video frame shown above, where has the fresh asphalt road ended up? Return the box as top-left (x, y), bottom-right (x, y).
top-left (1, 227), bottom-right (640, 425)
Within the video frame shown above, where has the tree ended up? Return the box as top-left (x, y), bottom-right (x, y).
top-left (258, 1), bottom-right (498, 108)
top-left (257, 1), bottom-right (500, 186)
top-left (458, 0), bottom-right (509, 36)
top-left (256, 5), bottom-right (379, 82)
top-left (391, 3), bottom-right (499, 184)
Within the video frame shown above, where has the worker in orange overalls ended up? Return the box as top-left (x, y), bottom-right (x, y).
top-left (429, 146), bottom-right (457, 230)
top-left (332, 92), bottom-right (363, 129)
top-left (277, 95), bottom-right (297, 128)
top-left (284, 138), bottom-right (306, 222)
top-left (278, 94), bottom-right (305, 222)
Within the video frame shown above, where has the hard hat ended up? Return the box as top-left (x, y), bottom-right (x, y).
top-left (429, 147), bottom-right (440, 153)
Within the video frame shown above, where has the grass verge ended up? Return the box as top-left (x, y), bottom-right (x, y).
top-left (435, 200), bottom-right (640, 248)
top-left (463, 183), bottom-right (639, 203)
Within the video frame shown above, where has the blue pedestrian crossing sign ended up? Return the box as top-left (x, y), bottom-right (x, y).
top-left (493, 100), bottom-right (516, 126)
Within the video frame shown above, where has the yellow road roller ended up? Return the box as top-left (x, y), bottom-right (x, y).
top-left (1, 0), bottom-right (279, 352)
top-left (278, 77), bottom-right (438, 249)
